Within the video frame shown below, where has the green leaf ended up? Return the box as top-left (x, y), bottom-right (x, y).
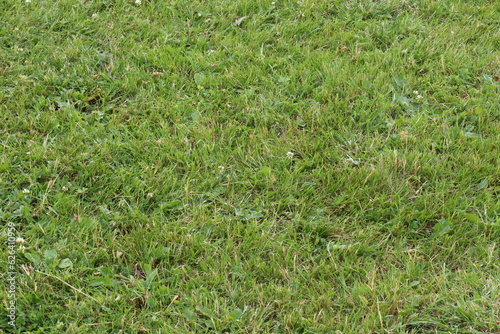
top-left (89, 279), bottom-right (105, 287)
top-left (393, 75), bottom-right (408, 87)
top-left (395, 95), bottom-right (410, 106)
top-left (260, 166), bottom-right (272, 176)
top-left (432, 219), bottom-right (453, 238)
top-left (234, 16), bottom-right (247, 26)
top-left (464, 213), bottom-right (480, 223)
top-left (44, 249), bottom-right (58, 260)
top-left (227, 308), bottom-right (243, 321)
top-left (409, 281), bottom-right (420, 287)
top-left (0, 162), bottom-right (10, 172)
top-left (138, 263), bottom-right (156, 282)
top-left (182, 308), bottom-right (197, 321)
top-left (58, 258), bottom-right (73, 269)
top-left (477, 178), bottom-right (489, 190)
top-left (194, 73), bottom-right (206, 86)
top-left (195, 305), bottom-right (214, 318)
top-left (147, 297), bottom-right (158, 308)
top-left (25, 252), bottom-right (41, 265)
top-left (160, 200), bottom-right (183, 211)
top-left (302, 182), bottom-right (316, 190)
top-left (89, 277), bottom-right (120, 286)
top-left (245, 210), bottom-right (263, 220)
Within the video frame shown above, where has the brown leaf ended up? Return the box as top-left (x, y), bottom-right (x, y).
top-left (130, 296), bottom-right (145, 310)
top-left (133, 263), bottom-right (146, 280)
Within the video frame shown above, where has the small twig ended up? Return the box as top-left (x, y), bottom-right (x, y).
top-left (481, 0), bottom-right (493, 8)
top-left (35, 270), bottom-right (99, 303)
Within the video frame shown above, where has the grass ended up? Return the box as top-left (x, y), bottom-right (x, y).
top-left (0, 0), bottom-right (499, 333)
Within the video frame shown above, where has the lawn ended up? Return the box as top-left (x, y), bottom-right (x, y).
top-left (0, 0), bottom-right (499, 333)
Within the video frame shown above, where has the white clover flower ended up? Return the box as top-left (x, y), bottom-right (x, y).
top-left (135, 0), bottom-right (141, 5)
top-left (16, 237), bottom-right (25, 243)
top-left (92, 13), bottom-right (98, 18)
top-left (413, 90), bottom-right (419, 95)
top-left (22, 189), bottom-right (30, 194)
top-left (25, 0), bottom-right (31, 3)
top-left (417, 95), bottom-right (423, 100)
top-left (286, 151), bottom-right (294, 159)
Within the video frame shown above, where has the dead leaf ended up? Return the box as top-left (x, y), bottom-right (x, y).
top-left (133, 263), bottom-right (145, 280)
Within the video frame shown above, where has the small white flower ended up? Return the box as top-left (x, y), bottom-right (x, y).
top-left (22, 189), bottom-right (30, 194)
top-left (62, 186), bottom-right (69, 191)
top-left (92, 13), bottom-right (98, 18)
top-left (218, 165), bottom-right (225, 172)
top-left (286, 151), bottom-right (294, 159)
top-left (417, 95), bottom-right (423, 100)
top-left (25, 0), bottom-right (31, 3)
top-left (135, 0), bottom-right (141, 4)
top-left (413, 90), bottom-right (419, 95)
top-left (207, 49), bottom-right (215, 55)
top-left (16, 237), bottom-right (25, 243)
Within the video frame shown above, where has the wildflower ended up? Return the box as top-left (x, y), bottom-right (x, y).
top-left (413, 90), bottom-right (419, 95)
top-left (287, 151), bottom-right (294, 159)
top-left (22, 189), bottom-right (30, 194)
top-left (16, 237), bottom-right (25, 243)
top-left (135, 0), bottom-right (141, 4)
top-left (146, 192), bottom-right (154, 198)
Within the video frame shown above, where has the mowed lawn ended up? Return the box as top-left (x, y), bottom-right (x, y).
top-left (1, 0), bottom-right (499, 333)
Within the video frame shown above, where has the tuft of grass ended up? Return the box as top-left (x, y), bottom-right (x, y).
top-left (1, 0), bottom-right (499, 333)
